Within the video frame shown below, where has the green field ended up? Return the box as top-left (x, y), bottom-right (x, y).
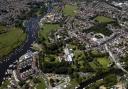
top-left (89, 61), bottom-right (99, 70)
top-left (97, 57), bottom-right (111, 68)
top-left (0, 26), bottom-right (7, 34)
top-left (95, 16), bottom-right (113, 23)
top-left (90, 57), bottom-right (111, 70)
top-left (74, 50), bottom-right (85, 60)
top-left (0, 27), bottom-right (26, 58)
top-left (39, 23), bottom-right (60, 42)
top-left (85, 16), bottom-right (114, 36)
top-left (44, 55), bottom-right (59, 63)
top-left (0, 80), bottom-right (10, 89)
top-left (36, 78), bottom-right (46, 89)
top-left (63, 5), bottom-right (77, 16)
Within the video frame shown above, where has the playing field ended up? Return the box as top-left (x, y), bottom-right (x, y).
top-left (0, 27), bottom-right (26, 59)
top-left (63, 5), bottom-right (77, 16)
top-left (97, 57), bottom-right (111, 68)
top-left (95, 16), bottom-right (113, 23)
top-left (39, 23), bottom-right (60, 42)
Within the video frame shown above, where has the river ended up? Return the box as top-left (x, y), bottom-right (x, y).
top-left (0, 17), bottom-right (40, 84)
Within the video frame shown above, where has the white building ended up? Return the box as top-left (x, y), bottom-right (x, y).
top-left (64, 47), bottom-right (73, 62)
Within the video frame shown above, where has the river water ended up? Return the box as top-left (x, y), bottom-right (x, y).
top-left (0, 17), bottom-right (40, 84)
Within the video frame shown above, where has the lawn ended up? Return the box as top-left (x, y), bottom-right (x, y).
top-left (39, 23), bottom-right (60, 42)
top-left (91, 50), bottom-right (100, 56)
top-left (95, 16), bottom-right (113, 23)
top-left (0, 25), bottom-right (7, 34)
top-left (0, 80), bottom-right (10, 89)
top-left (97, 57), bottom-right (111, 68)
top-left (44, 55), bottom-right (59, 63)
top-left (85, 16), bottom-right (114, 36)
top-left (89, 61), bottom-right (99, 70)
top-left (63, 5), bottom-right (77, 16)
top-left (0, 27), bottom-right (26, 59)
top-left (74, 50), bottom-right (84, 60)
top-left (36, 78), bottom-right (46, 89)
top-left (72, 47), bottom-right (88, 70)
top-left (89, 57), bottom-right (111, 70)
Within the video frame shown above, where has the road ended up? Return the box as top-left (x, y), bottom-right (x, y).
top-left (104, 44), bottom-right (128, 74)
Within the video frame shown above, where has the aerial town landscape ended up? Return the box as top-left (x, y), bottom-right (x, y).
top-left (0, 0), bottom-right (128, 89)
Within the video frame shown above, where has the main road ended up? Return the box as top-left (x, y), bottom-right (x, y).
top-left (0, 17), bottom-right (40, 84)
top-left (104, 44), bottom-right (128, 74)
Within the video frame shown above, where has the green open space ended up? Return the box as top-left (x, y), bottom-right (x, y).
top-left (89, 57), bottom-right (111, 70)
top-left (68, 44), bottom-right (92, 72)
top-left (63, 4), bottom-right (77, 16)
top-left (74, 50), bottom-right (85, 69)
top-left (91, 50), bottom-right (100, 56)
top-left (89, 62), bottom-right (99, 70)
top-left (75, 50), bottom-right (86, 68)
top-left (68, 44), bottom-right (85, 61)
top-left (39, 23), bottom-right (60, 42)
top-left (0, 27), bottom-right (26, 59)
top-left (72, 46), bottom-right (85, 61)
top-left (0, 80), bottom-right (10, 89)
top-left (95, 16), bottom-right (113, 23)
top-left (0, 25), bottom-right (8, 34)
top-left (85, 24), bottom-right (113, 36)
top-left (44, 54), bottom-right (59, 63)
top-left (35, 77), bottom-right (46, 89)
top-left (85, 16), bottom-right (114, 36)
top-left (74, 50), bottom-right (85, 61)
top-left (97, 57), bottom-right (111, 68)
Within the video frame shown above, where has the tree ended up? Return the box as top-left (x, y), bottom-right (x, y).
top-left (33, 78), bottom-right (40, 84)
top-left (103, 74), bottom-right (117, 88)
top-left (24, 84), bottom-right (29, 89)
top-left (18, 81), bottom-right (25, 87)
top-left (50, 78), bottom-right (55, 87)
